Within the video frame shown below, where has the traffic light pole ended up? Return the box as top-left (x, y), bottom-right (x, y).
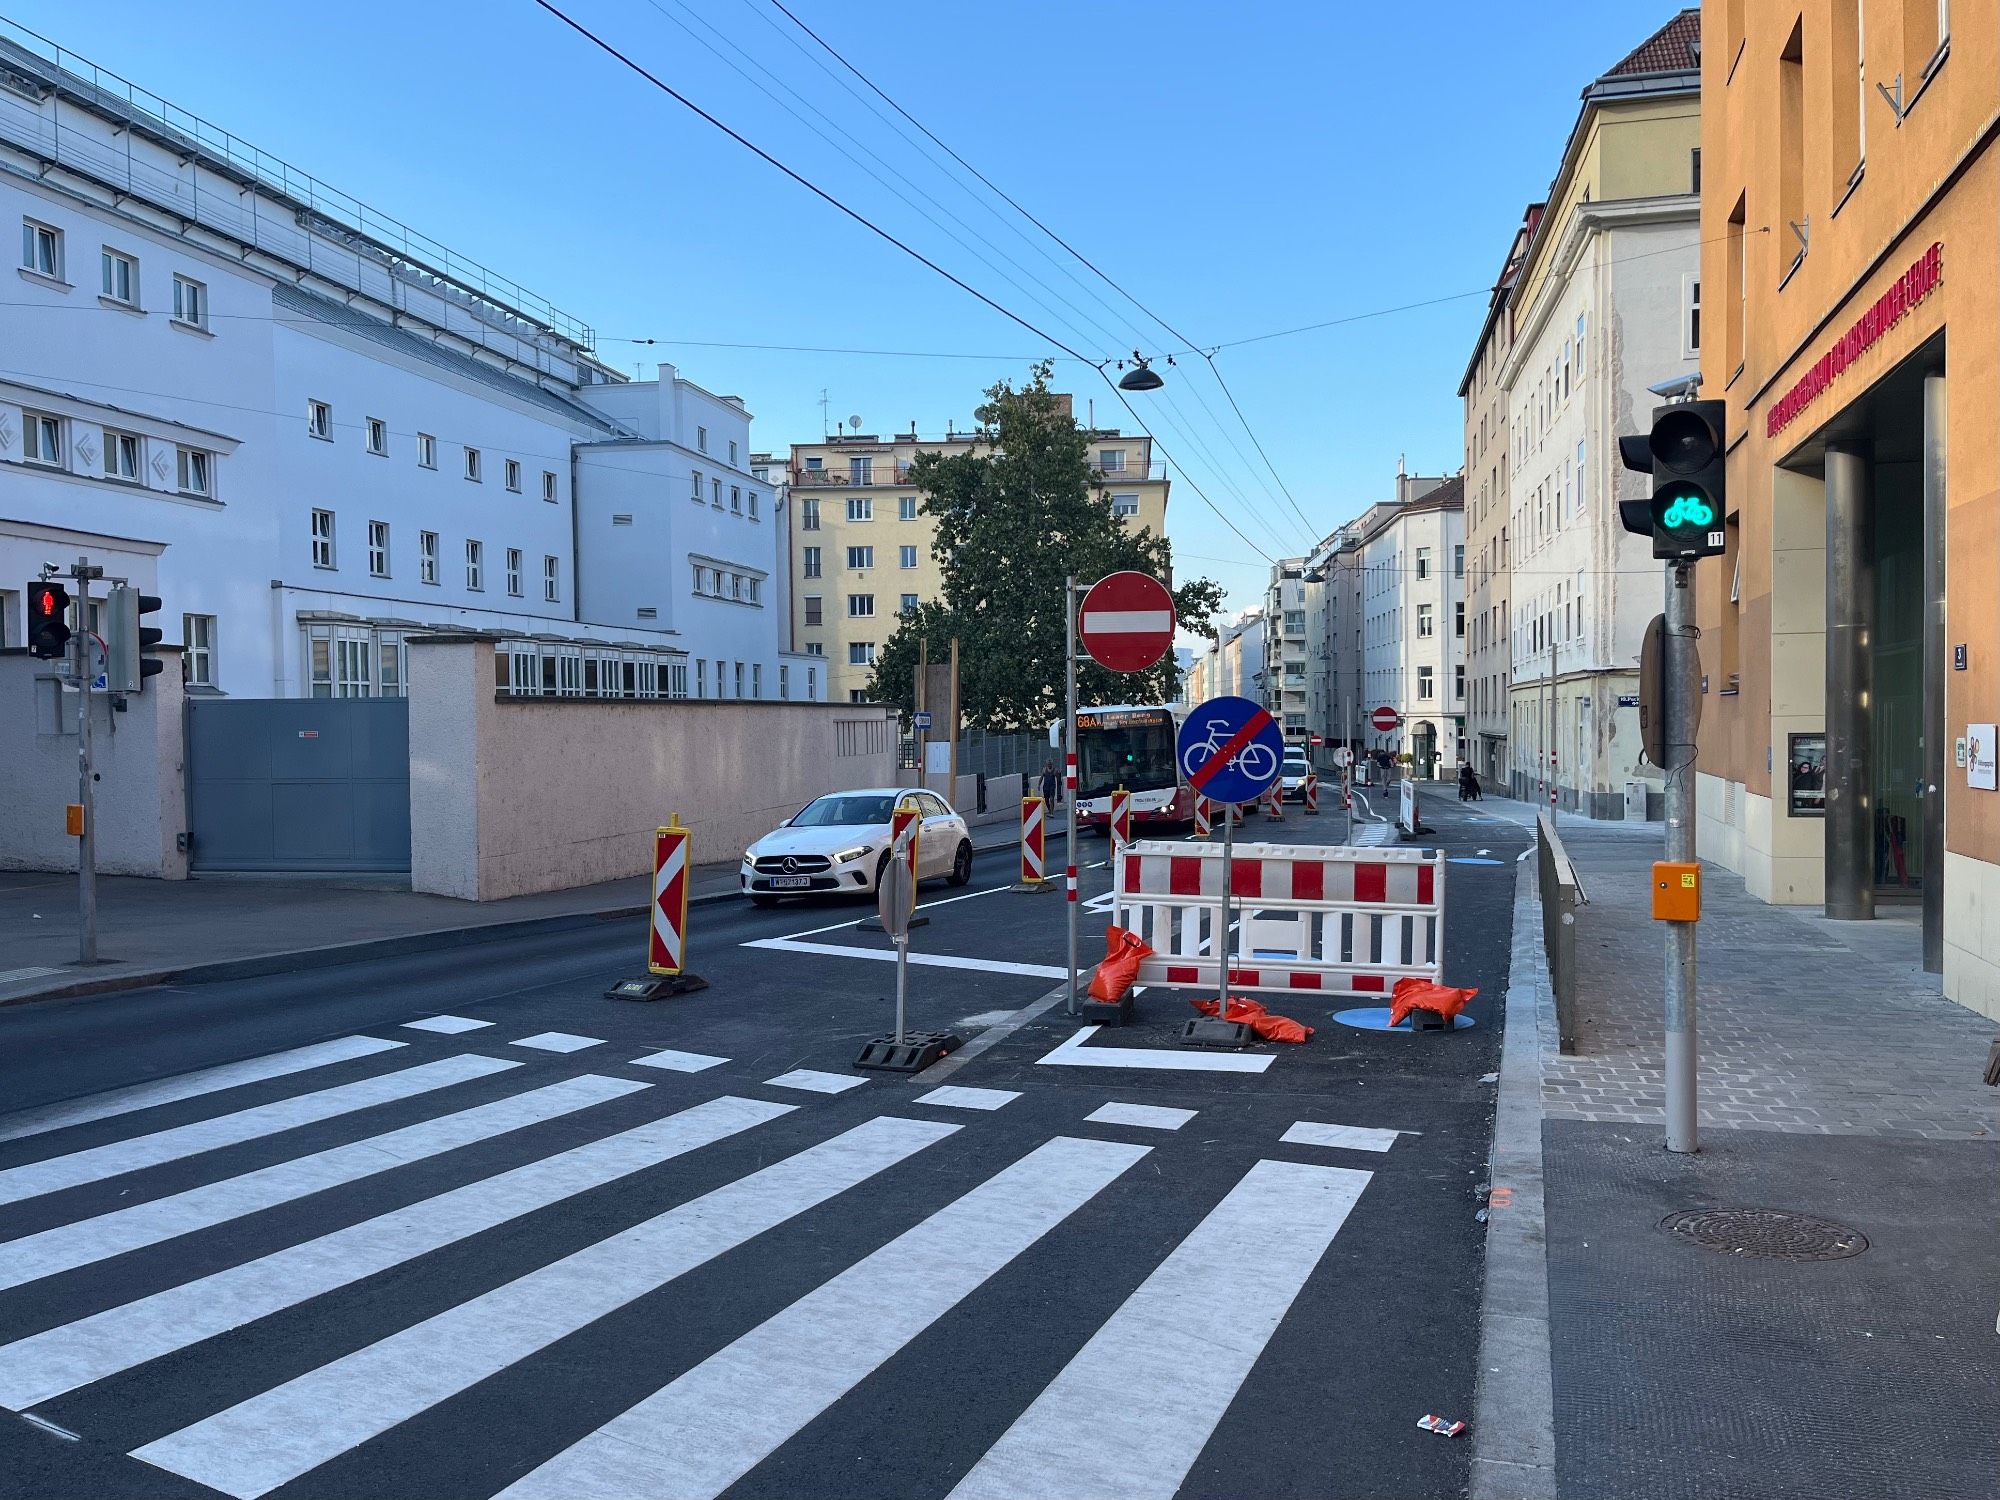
top-left (1064, 575), bottom-right (1079, 1018)
top-left (1664, 562), bottom-right (1698, 1153)
top-left (70, 556), bottom-right (99, 966)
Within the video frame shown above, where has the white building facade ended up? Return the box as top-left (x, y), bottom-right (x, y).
top-left (1354, 478), bottom-right (1466, 779)
top-left (0, 27), bottom-right (814, 705)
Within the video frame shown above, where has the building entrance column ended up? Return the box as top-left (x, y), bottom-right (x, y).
top-left (1825, 441), bottom-right (1875, 920)
top-left (1921, 372), bottom-right (1947, 971)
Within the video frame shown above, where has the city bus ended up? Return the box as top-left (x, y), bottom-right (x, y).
top-left (1049, 704), bottom-right (1196, 833)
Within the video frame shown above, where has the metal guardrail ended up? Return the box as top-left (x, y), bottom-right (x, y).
top-left (1535, 810), bottom-right (1586, 1054)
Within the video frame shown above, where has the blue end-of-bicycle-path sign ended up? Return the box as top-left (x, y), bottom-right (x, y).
top-left (1176, 695), bottom-right (1285, 805)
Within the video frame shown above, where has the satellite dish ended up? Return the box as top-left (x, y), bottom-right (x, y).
top-left (848, 415), bottom-right (863, 431)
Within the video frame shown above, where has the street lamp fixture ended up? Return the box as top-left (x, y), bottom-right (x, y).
top-left (1117, 352), bottom-right (1165, 392)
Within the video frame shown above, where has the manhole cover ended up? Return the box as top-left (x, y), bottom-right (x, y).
top-left (1659, 1208), bottom-right (1868, 1262)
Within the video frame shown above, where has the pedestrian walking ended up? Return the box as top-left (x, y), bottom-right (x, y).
top-left (1039, 759), bottom-right (1059, 809)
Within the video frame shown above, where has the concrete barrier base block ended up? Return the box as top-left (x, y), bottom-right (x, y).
top-left (1079, 994), bottom-right (1134, 1027)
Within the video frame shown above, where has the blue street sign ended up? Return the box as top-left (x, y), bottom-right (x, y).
top-left (912, 710), bottom-right (932, 730)
top-left (1177, 695), bottom-right (1285, 804)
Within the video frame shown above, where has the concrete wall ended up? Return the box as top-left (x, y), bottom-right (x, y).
top-left (408, 638), bottom-right (898, 900)
top-left (0, 649), bottom-right (188, 878)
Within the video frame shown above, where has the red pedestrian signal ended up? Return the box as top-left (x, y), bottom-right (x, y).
top-left (27, 581), bottom-right (71, 660)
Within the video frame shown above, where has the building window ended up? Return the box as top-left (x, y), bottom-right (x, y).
top-left (900, 544), bottom-right (918, 569)
top-left (801, 498), bottom-right (821, 530)
top-left (368, 520), bottom-right (390, 577)
top-left (729, 439), bottom-right (738, 464)
top-left (1415, 547), bottom-right (1431, 580)
top-left (1417, 603), bottom-right (1434, 638)
top-left (1111, 494), bottom-right (1140, 517)
top-left (805, 642), bottom-right (823, 658)
top-left (751, 662), bottom-right (762, 698)
top-left (1417, 665), bottom-right (1434, 700)
top-left (544, 555), bottom-right (560, 602)
top-left (100, 248), bottom-right (137, 306)
top-left (464, 447), bottom-right (482, 482)
top-left (499, 547), bottom-right (518, 596)
top-left (803, 545), bottom-right (822, 578)
top-left (418, 433), bottom-right (437, 469)
top-left (849, 456), bottom-right (874, 485)
top-left (735, 661), bottom-right (746, 698)
top-left (731, 486), bottom-right (742, 513)
top-left (1685, 277), bottom-right (1702, 355)
top-left (847, 497), bottom-right (873, 522)
top-left (21, 219), bottom-right (61, 279)
top-left (543, 470), bottom-right (558, 503)
top-left (103, 429), bottom-right (139, 482)
top-left (898, 495), bottom-right (918, 520)
top-left (172, 274), bottom-right (207, 329)
top-left (182, 614), bottom-right (215, 687)
top-left (850, 690), bottom-right (868, 704)
top-left (177, 447), bottom-right (212, 497)
top-left (367, 418), bottom-right (387, 456)
top-left (807, 666), bottom-right (817, 697)
top-left (804, 595), bottom-right (823, 626)
top-left (1727, 193), bottom-right (1748, 374)
top-left (25, 411), bottom-right (62, 466)
top-left (1455, 665), bottom-right (1466, 699)
top-left (1455, 601), bottom-right (1465, 637)
top-left (419, 530), bottom-right (439, 584)
top-left (1453, 543), bottom-right (1465, 578)
top-left (310, 509), bottom-right (336, 568)
top-left (697, 425), bottom-right (708, 453)
top-left (746, 577), bottom-right (761, 605)
top-left (849, 641), bottom-right (876, 666)
top-left (779, 664), bottom-right (789, 700)
top-left (1099, 448), bottom-right (1126, 473)
top-left (696, 659), bottom-right (707, 697)
top-left (691, 469), bottom-right (704, 503)
top-left (900, 593), bottom-right (919, 614)
top-left (505, 459), bottom-right (522, 492)
top-left (847, 545), bottom-right (874, 570)
top-left (747, 490), bottom-right (760, 520)
top-left (713, 477), bottom-right (723, 507)
top-left (308, 401), bottom-right (332, 441)
top-left (848, 594), bottom-right (875, 618)
top-left (466, 539), bottom-right (484, 591)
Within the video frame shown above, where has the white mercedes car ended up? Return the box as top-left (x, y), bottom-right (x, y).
top-left (740, 787), bottom-right (974, 905)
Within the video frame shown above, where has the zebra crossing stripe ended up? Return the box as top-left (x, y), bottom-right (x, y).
top-left (947, 1159), bottom-right (1371, 1500)
top-left (132, 1113), bottom-right (961, 1499)
top-left (0, 1036), bottom-right (405, 1147)
top-left (0, 1094), bottom-right (793, 1411)
top-left (498, 1135), bottom-right (1151, 1500)
top-left (0, 1054), bottom-right (518, 1209)
top-left (0, 1075), bottom-right (648, 1293)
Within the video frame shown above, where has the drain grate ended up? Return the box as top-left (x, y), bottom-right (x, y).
top-left (1659, 1208), bottom-right (1868, 1262)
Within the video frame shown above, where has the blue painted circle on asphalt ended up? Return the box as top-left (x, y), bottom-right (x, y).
top-left (1176, 695), bottom-right (1286, 804)
top-left (1332, 1005), bottom-right (1476, 1032)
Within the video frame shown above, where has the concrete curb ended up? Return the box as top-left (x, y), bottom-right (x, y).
top-left (0, 835), bottom-right (1025, 1010)
top-left (1468, 859), bottom-right (1559, 1499)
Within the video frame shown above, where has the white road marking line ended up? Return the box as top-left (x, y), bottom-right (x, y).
top-left (765, 1069), bottom-right (867, 1095)
top-left (0, 1036), bottom-right (405, 1147)
top-left (497, 1135), bottom-right (1150, 1500)
top-left (1280, 1121), bottom-right (1405, 1153)
top-left (0, 1076), bottom-right (646, 1293)
top-left (0, 1094), bottom-right (793, 1410)
top-left (19, 1412), bottom-right (79, 1441)
top-left (628, 1049), bottom-right (728, 1073)
top-left (914, 1086), bottom-right (1020, 1112)
top-left (1085, 1102), bottom-right (1196, 1131)
top-left (401, 1016), bottom-right (491, 1035)
top-left (742, 937), bottom-right (1067, 981)
top-left (131, 1116), bottom-right (959, 1500)
top-left (763, 884), bottom-right (1014, 944)
top-left (0, 1054), bottom-right (517, 1209)
top-left (510, 1032), bottom-right (602, 1053)
top-left (948, 1159), bottom-right (1372, 1500)
top-left (0, 967), bottom-right (60, 987)
top-left (1036, 1026), bottom-right (1273, 1075)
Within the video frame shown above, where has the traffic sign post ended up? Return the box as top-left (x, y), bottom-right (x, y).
top-left (606, 816), bottom-right (709, 1000)
top-left (1175, 696), bottom-right (1286, 1049)
top-left (856, 810), bottom-right (963, 1072)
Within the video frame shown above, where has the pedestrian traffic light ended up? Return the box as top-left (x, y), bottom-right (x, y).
top-left (27, 581), bottom-right (71, 660)
top-left (105, 584), bottom-right (165, 691)
top-left (1617, 398), bottom-right (1727, 561)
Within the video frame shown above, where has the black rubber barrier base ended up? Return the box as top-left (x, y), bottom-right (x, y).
top-left (1079, 995), bottom-right (1134, 1027)
top-left (605, 973), bottom-right (709, 1001)
top-left (1178, 1016), bottom-right (1254, 1049)
top-left (858, 915), bottom-right (931, 933)
top-left (853, 1030), bottom-right (965, 1072)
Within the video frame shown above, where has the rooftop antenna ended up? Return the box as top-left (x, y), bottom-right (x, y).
top-left (819, 389), bottom-right (830, 438)
top-left (848, 415), bottom-right (863, 434)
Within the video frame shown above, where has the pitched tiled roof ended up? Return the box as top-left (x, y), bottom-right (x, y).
top-left (1604, 8), bottom-right (1700, 77)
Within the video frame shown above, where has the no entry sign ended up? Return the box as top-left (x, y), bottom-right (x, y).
top-left (1078, 571), bottom-right (1175, 673)
top-left (1370, 706), bottom-right (1402, 733)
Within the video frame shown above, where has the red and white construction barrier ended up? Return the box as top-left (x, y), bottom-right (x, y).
top-left (889, 798), bottom-right (922, 916)
top-left (1111, 839), bottom-right (1447, 999)
top-left (648, 819), bottom-right (691, 975)
top-left (1110, 785), bottom-right (1133, 850)
top-left (1019, 795), bottom-right (1046, 886)
top-left (1265, 780), bottom-right (1285, 821)
top-left (1193, 795), bottom-right (1213, 837)
top-left (1303, 773), bottom-right (1320, 815)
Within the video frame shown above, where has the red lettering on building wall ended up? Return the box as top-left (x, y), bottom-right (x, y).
top-left (1767, 243), bottom-right (1944, 438)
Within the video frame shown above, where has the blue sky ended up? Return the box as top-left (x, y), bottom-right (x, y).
top-left (11, 0), bottom-right (1681, 615)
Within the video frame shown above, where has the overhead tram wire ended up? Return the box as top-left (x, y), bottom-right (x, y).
top-left (760, 0), bottom-right (1318, 544)
top-left (522, 0), bottom-right (1278, 564)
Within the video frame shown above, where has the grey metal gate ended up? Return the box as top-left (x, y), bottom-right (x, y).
top-left (186, 699), bottom-right (410, 874)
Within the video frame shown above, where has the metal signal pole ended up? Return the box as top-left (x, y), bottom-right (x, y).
top-left (1664, 562), bottom-right (1699, 1152)
top-left (1065, 574), bottom-right (1080, 1017)
top-left (70, 555), bottom-right (102, 965)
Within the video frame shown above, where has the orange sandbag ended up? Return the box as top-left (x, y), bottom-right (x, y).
top-left (1388, 976), bottom-right (1480, 1028)
top-left (1088, 926), bottom-right (1155, 1002)
top-left (1188, 996), bottom-right (1313, 1043)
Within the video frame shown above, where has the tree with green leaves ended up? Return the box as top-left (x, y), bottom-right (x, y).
top-left (868, 364), bottom-right (1225, 729)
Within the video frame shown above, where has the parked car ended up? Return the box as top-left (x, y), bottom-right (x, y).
top-left (740, 787), bottom-right (973, 905)
top-left (1281, 748), bottom-right (1312, 800)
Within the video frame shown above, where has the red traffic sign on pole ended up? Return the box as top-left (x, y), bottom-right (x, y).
top-left (1370, 706), bottom-right (1402, 733)
top-left (1078, 571), bottom-right (1175, 673)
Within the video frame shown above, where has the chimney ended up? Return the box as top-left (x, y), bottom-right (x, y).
top-left (1052, 392), bottom-right (1074, 419)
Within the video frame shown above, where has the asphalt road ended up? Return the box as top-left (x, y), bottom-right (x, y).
top-left (0, 793), bottom-right (1532, 1500)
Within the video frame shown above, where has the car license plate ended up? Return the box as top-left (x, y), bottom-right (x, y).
top-left (766, 875), bottom-right (812, 889)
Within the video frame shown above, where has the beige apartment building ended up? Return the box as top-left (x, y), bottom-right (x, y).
top-left (788, 415), bottom-right (1169, 701)
top-left (1459, 205), bottom-right (1539, 786)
